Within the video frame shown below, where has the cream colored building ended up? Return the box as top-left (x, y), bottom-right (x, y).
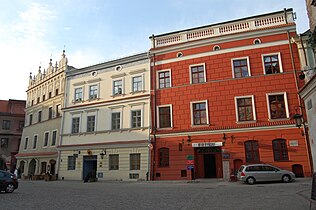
top-left (58, 52), bottom-right (151, 181)
top-left (16, 51), bottom-right (69, 179)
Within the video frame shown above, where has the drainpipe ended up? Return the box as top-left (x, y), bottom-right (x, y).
top-left (285, 10), bottom-right (314, 174)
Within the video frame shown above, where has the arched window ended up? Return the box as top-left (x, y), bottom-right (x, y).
top-left (244, 140), bottom-right (260, 163)
top-left (158, 147), bottom-right (169, 167)
top-left (272, 139), bottom-right (289, 161)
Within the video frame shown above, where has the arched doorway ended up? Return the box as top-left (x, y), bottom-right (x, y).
top-left (28, 159), bottom-right (36, 176)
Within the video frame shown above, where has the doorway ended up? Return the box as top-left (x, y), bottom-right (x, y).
top-left (83, 156), bottom-right (97, 180)
top-left (204, 154), bottom-right (216, 178)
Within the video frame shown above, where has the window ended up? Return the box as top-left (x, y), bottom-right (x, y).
top-left (157, 105), bottom-right (172, 128)
top-left (89, 85), bottom-right (98, 99)
top-left (132, 76), bottom-right (143, 92)
top-left (24, 138), bottom-right (28, 150)
top-left (49, 92), bottom-right (52, 98)
top-left (235, 96), bottom-right (256, 122)
top-left (55, 88), bottom-right (59, 96)
top-left (75, 88), bottom-right (83, 101)
top-left (51, 130), bottom-right (57, 146)
top-left (190, 64), bottom-right (206, 84)
top-left (158, 148), bottom-right (169, 167)
top-left (29, 114), bottom-right (33, 125)
top-left (131, 110), bottom-right (141, 128)
top-left (56, 104), bottom-right (61, 117)
top-left (38, 111), bottom-right (42, 122)
top-left (130, 153), bottom-right (140, 170)
top-left (72, 117), bottom-right (80, 134)
top-left (42, 95), bottom-right (46, 101)
top-left (263, 53), bottom-right (282, 74)
top-left (41, 162), bottom-right (47, 174)
top-left (67, 156), bottom-right (76, 170)
top-left (158, 70), bottom-right (171, 89)
top-left (253, 38), bottom-right (261, 44)
top-left (109, 154), bottom-right (119, 170)
top-left (192, 101), bottom-right (208, 125)
top-left (113, 80), bottom-right (123, 95)
top-left (244, 140), bottom-right (260, 163)
top-left (48, 107), bottom-right (53, 119)
top-left (37, 97), bottom-right (40, 104)
top-left (0, 138), bottom-right (8, 148)
top-left (2, 120), bottom-right (10, 130)
top-left (87, 116), bottom-right (96, 132)
top-left (44, 132), bottom-right (49, 147)
top-left (111, 112), bottom-right (121, 130)
top-left (232, 57), bottom-right (250, 78)
top-left (33, 135), bottom-right (38, 149)
top-left (18, 121), bottom-right (24, 130)
top-left (273, 139), bottom-right (289, 161)
top-left (213, 45), bottom-right (220, 51)
top-left (267, 93), bottom-right (288, 119)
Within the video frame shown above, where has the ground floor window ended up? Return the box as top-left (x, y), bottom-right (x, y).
top-left (67, 156), bottom-right (76, 170)
top-left (109, 154), bottom-right (119, 170)
top-left (130, 153), bottom-right (140, 170)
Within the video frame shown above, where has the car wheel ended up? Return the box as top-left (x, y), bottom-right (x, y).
top-left (246, 177), bottom-right (255, 185)
top-left (5, 183), bottom-right (15, 193)
top-left (282, 175), bottom-right (291, 183)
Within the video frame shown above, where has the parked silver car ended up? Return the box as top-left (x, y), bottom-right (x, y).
top-left (237, 164), bottom-right (296, 185)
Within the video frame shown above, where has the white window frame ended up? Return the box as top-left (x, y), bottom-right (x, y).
top-left (111, 111), bottom-right (122, 130)
top-left (231, 57), bottom-right (251, 78)
top-left (51, 129), bottom-right (57, 146)
top-left (43, 131), bottom-right (50, 148)
top-left (88, 84), bottom-right (99, 100)
top-left (189, 63), bottom-right (206, 84)
top-left (112, 78), bottom-right (124, 95)
top-left (86, 115), bottom-right (96, 132)
top-left (156, 104), bottom-right (173, 129)
top-left (262, 52), bottom-right (283, 74)
top-left (71, 116), bottom-right (81, 134)
top-left (74, 87), bottom-right (84, 102)
top-left (190, 100), bottom-right (209, 126)
top-left (131, 74), bottom-right (144, 93)
top-left (266, 92), bottom-right (289, 120)
top-left (156, 69), bottom-right (172, 89)
top-left (234, 95), bottom-right (257, 122)
top-left (130, 109), bottom-right (142, 128)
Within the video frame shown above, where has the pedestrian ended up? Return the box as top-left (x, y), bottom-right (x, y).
top-left (14, 167), bottom-right (18, 178)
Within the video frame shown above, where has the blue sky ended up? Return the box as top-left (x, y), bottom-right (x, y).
top-left (0, 0), bottom-right (309, 100)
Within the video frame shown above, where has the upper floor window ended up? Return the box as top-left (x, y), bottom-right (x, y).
top-left (49, 92), bottom-right (52, 99)
top-left (18, 121), bottom-right (24, 130)
top-left (51, 130), bottom-right (57, 146)
top-left (74, 87), bottom-right (83, 101)
top-left (157, 105), bottom-right (172, 128)
top-left (191, 101), bottom-right (208, 125)
top-left (33, 135), bottom-right (38, 149)
top-left (44, 132), bottom-right (49, 147)
top-left (24, 137), bottom-right (28, 150)
top-left (132, 76), bottom-right (143, 92)
top-left (89, 85), bottom-right (98, 100)
top-left (37, 97), bottom-right (40, 104)
top-left (263, 53), bottom-right (282, 74)
top-left (244, 140), bottom-right (260, 163)
top-left (235, 96), bottom-right (256, 122)
top-left (158, 70), bottom-right (171, 89)
top-left (190, 64), bottom-right (206, 84)
top-left (158, 148), bottom-right (169, 167)
top-left (113, 80), bottom-right (123, 95)
top-left (29, 114), bottom-right (33, 125)
top-left (87, 116), bottom-right (96, 132)
top-left (48, 107), bottom-right (53, 119)
top-left (111, 112), bottom-right (121, 130)
top-left (2, 120), bottom-right (10, 130)
top-left (267, 93), bottom-right (288, 120)
top-left (131, 110), bottom-right (142, 128)
top-left (38, 111), bottom-right (42, 123)
top-left (56, 104), bottom-right (61, 118)
top-left (55, 88), bottom-right (59, 96)
top-left (273, 139), bottom-right (289, 161)
top-left (232, 57), bottom-right (250, 78)
top-left (0, 138), bottom-right (8, 148)
top-left (72, 117), bottom-right (80, 134)
top-left (42, 95), bottom-right (46, 101)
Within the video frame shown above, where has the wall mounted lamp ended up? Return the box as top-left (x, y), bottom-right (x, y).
top-left (182, 135), bottom-right (192, 146)
top-left (100, 149), bottom-right (106, 159)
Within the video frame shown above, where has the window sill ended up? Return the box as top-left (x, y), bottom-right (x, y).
top-left (268, 118), bottom-right (290, 122)
top-left (87, 97), bottom-right (100, 102)
top-left (157, 127), bottom-right (173, 130)
top-left (191, 124), bottom-right (209, 128)
top-left (111, 93), bottom-right (125, 98)
top-left (130, 90), bottom-right (146, 94)
top-left (236, 120), bottom-right (257, 124)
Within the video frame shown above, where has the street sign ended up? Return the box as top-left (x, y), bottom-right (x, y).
top-left (187, 165), bottom-right (194, 170)
top-left (187, 155), bottom-right (194, 160)
top-left (187, 160), bottom-right (194, 165)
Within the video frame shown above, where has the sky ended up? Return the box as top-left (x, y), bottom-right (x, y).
top-left (0, 0), bottom-right (310, 100)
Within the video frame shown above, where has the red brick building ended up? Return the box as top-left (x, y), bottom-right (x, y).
top-left (149, 9), bottom-right (312, 180)
top-left (0, 99), bottom-right (25, 171)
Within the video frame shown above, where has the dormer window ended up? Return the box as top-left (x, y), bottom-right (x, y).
top-left (176, 52), bottom-right (183, 57)
top-left (253, 38), bottom-right (261, 45)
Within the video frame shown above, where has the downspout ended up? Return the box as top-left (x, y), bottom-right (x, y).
top-left (151, 34), bottom-right (157, 181)
top-left (285, 9), bottom-right (314, 173)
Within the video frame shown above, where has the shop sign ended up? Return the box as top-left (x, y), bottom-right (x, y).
top-left (192, 142), bottom-right (223, 147)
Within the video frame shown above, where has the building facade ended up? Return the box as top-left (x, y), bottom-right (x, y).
top-left (16, 51), bottom-right (69, 179)
top-left (149, 9), bottom-right (312, 180)
top-left (0, 99), bottom-right (25, 171)
top-left (58, 53), bottom-right (151, 181)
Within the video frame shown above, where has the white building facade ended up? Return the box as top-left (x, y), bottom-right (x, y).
top-left (58, 53), bottom-right (151, 181)
top-left (16, 51), bottom-right (69, 179)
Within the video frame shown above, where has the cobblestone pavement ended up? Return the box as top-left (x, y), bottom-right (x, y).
top-left (0, 178), bottom-right (312, 210)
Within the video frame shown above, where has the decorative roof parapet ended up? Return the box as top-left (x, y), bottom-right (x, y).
top-left (150, 8), bottom-right (295, 48)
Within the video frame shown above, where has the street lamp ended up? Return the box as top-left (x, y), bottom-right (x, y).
top-left (293, 113), bottom-right (304, 128)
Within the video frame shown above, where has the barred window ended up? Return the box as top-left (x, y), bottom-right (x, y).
top-left (130, 153), bottom-right (140, 170)
top-left (158, 148), bottom-right (169, 167)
